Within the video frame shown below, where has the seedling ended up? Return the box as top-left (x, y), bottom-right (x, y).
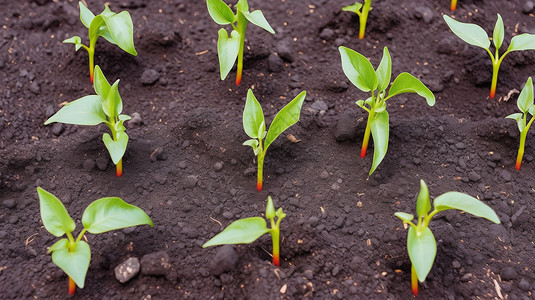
top-left (338, 46), bottom-right (435, 175)
top-left (206, 0), bottom-right (275, 85)
top-left (443, 14), bottom-right (535, 98)
top-left (64, 1), bottom-right (137, 83)
top-left (203, 196), bottom-right (285, 266)
top-left (342, 0), bottom-right (372, 39)
top-left (394, 180), bottom-right (500, 296)
top-left (506, 77), bottom-right (534, 170)
top-left (37, 187), bottom-right (153, 296)
top-left (45, 66), bottom-right (130, 177)
top-left (242, 89), bottom-right (306, 191)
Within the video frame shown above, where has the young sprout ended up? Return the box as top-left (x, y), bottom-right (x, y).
top-left (206, 0), bottom-right (275, 85)
top-left (64, 1), bottom-right (137, 83)
top-left (37, 187), bottom-right (153, 296)
top-left (342, 0), bottom-right (372, 39)
top-left (242, 89), bottom-right (306, 191)
top-left (506, 77), bottom-right (534, 170)
top-left (45, 66), bottom-right (131, 177)
top-left (203, 196), bottom-right (285, 266)
top-left (443, 14), bottom-right (535, 98)
top-left (450, 0), bottom-right (457, 11)
top-left (338, 46), bottom-right (435, 175)
top-left (394, 180), bottom-right (500, 296)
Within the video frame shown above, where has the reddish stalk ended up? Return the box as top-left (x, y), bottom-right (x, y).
top-left (361, 115), bottom-right (373, 158)
top-left (411, 265), bottom-right (418, 296)
top-left (116, 159), bottom-right (123, 177)
top-left (450, 0), bottom-right (457, 11)
top-left (489, 87), bottom-right (496, 99)
top-left (68, 276), bottom-right (76, 296)
top-left (235, 72), bottom-right (242, 86)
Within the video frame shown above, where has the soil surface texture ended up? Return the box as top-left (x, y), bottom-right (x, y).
top-left (1, 0), bottom-right (535, 299)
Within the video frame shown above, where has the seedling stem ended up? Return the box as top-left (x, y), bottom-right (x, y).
top-left (411, 264), bottom-right (418, 296)
top-left (361, 110), bottom-right (374, 157)
top-left (68, 277), bottom-right (76, 295)
top-left (257, 152), bottom-right (265, 191)
top-left (359, 0), bottom-right (371, 39)
top-left (235, 11), bottom-right (247, 85)
top-left (270, 213), bottom-right (282, 266)
top-left (450, 0), bottom-right (457, 11)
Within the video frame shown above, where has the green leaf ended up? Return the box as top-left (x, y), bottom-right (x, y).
top-left (102, 80), bottom-right (122, 118)
top-left (264, 91), bottom-right (306, 150)
top-left (394, 212), bottom-right (414, 223)
top-left (408, 226), bottom-right (437, 282)
top-left (374, 102), bottom-right (386, 113)
top-left (388, 73), bottom-right (435, 106)
top-left (243, 89), bottom-right (266, 139)
top-left (342, 2), bottom-right (363, 15)
top-left (517, 77), bottom-right (534, 113)
top-left (433, 192), bottom-right (501, 224)
top-left (505, 113), bottom-right (525, 132)
top-left (236, 0), bottom-right (249, 12)
top-left (93, 65), bottom-right (111, 97)
top-left (266, 196), bottom-right (275, 220)
top-left (493, 14), bottom-right (504, 50)
top-left (369, 110), bottom-right (389, 175)
top-left (88, 15), bottom-right (107, 43)
top-left (82, 197), bottom-right (153, 234)
top-left (63, 36), bottom-right (83, 51)
top-left (45, 95), bottom-right (107, 126)
top-left (508, 34), bottom-right (535, 51)
top-left (48, 238), bottom-right (68, 254)
top-left (79, 1), bottom-right (95, 28)
top-left (100, 11), bottom-right (137, 55)
top-left (242, 10), bottom-right (275, 34)
top-left (206, 0), bottom-right (235, 25)
top-left (102, 132), bottom-right (129, 165)
top-left (217, 29), bottom-right (240, 80)
top-left (50, 240), bottom-right (91, 289)
top-left (339, 46), bottom-right (378, 92)
top-left (38, 187), bottom-right (75, 237)
top-left (243, 139), bottom-right (260, 155)
top-left (376, 47), bottom-right (392, 93)
top-left (202, 217), bottom-right (269, 247)
top-left (443, 15), bottom-right (490, 50)
top-left (416, 180), bottom-right (431, 218)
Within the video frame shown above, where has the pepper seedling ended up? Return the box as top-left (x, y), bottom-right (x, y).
top-left (37, 187), bottom-right (153, 296)
top-left (506, 77), bottom-right (534, 170)
top-left (206, 0), bottom-right (275, 85)
top-left (443, 14), bottom-right (535, 98)
top-left (342, 0), bottom-right (372, 40)
top-left (45, 65), bottom-right (131, 177)
top-left (338, 46), bottom-right (435, 175)
top-left (242, 89), bottom-right (306, 191)
top-left (394, 180), bottom-right (500, 296)
top-left (203, 196), bottom-right (285, 266)
top-left (63, 1), bottom-right (137, 83)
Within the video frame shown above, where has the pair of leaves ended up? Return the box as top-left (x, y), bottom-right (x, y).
top-left (339, 46), bottom-right (435, 174)
top-left (506, 77), bottom-right (534, 133)
top-left (342, 1), bottom-right (365, 16)
top-left (206, 0), bottom-right (274, 33)
top-left (394, 180), bottom-right (500, 282)
top-left (38, 187), bottom-right (153, 288)
top-left (443, 14), bottom-right (535, 53)
top-left (64, 2), bottom-right (137, 56)
top-left (243, 89), bottom-right (306, 156)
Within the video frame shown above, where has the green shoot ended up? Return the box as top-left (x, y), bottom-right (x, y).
top-left (506, 77), bottom-right (535, 170)
top-left (63, 1), bottom-right (137, 83)
top-left (242, 89), bottom-right (306, 191)
top-left (206, 0), bottom-right (275, 85)
top-left (203, 196), bottom-right (285, 266)
top-left (394, 180), bottom-right (500, 296)
top-left (342, 0), bottom-right (372, 39)
top-left (37, 187), bottom-right (153, 296)
top-left (45, 66), bottom-right (131, 177)
top-left (443, 14), bottom-right (535, 98)
top-left (338, 46), bottom-right (435, 175)
top-left (451, 0), bottom-right (457, 11)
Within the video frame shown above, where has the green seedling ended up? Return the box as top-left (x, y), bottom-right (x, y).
top-left (342, 0), bottom-right (372, 40)
top-left (206, 0), bottom-right (275, 85)
top-left (64, 1), bottom-right (137, 83)
top-left (450, 0), bottom-right (457, 11)
top-left (338, 46), bottom-right (435, 175)
top-left (37, 187), bottom-right (153, 296)
top-left (394, 180), bottom-right (500, 296)
top-left (203, 196), bottom-right (285, 266)
top-left (443, 14), bottom-right (535, 98)
top-left (506, 77), bottom-right (534, 170)
top-left (242, 89), bottom-right (306, 191)
top-left (45, 66), bottom-right (130, 177)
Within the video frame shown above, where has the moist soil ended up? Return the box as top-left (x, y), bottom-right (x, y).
top-left (1, 0), bottom-right (535, 299)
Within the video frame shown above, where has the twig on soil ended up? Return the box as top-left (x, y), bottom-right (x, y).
top-left (493, 279), bottom-right (503, 299)
top-left (209, 216), bottom-right (223, 228)
top-left (25, 233), bottom-right (38, 247)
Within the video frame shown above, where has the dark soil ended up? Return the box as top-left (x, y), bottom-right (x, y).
top-left (1, 0), bottom-right (535, 299)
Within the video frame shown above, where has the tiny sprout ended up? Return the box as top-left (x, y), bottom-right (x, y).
top-left (506, 77), bottom-right (534, 170)
top-left (242, 89), bottom-right (306, 191)
top-left (37, 187), bottom-right (153, 296)
top-left (45, 66), bottom-right (130, 177)
top-left (64, 1), bottom-right (137, 83)
top-left (443, 14), bottom-right (535, 98)
top-left (203, 196), bottom-right (285, 266)
top-left (339, 46), bottom-right (435, 175)
top-left (206, 0), bottom-right (275, 85)
top-left (394, 180), bottom-right (500, 296)
top-left (342, 0), bottom-right (372, 40)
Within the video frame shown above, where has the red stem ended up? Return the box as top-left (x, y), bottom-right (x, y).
top-left (116, 159), bottom-right (123, 177)
top-left (273, 255), bottom-right (280, 266)
top-left (68, 276), bottom-right (76, 296)
top-left (257, 179), bottom-right (262, 191)
top-left (515, 159), bottom-right (521, 170)
top-left (411, 265), bottom-right (418, 296)
top-left (489, 88), bottom-right (496, 99)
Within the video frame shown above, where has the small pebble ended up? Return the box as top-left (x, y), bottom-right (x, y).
top-left (51, 123), bottom-right (64, 136)
top-left (184, 175), bottom-right (198, 188)
top-left (83, 159), bottom-right (95, 171)
top-left (320, 170), bottom-right (329, 179)
top-left (140, 69), bottom-right (160, 85)
top-left (3, 199), bottom-right (16, 209)
top-left (95, 157), bottom-right (109, 171)
top-left (523, 1), bottom-right (534, 14)
top-left (114, 257), bottom-right (140, 283)
top-left (29, 81), bottom-right (40, 94)
top-left (213, 162), bottom-right (223, 172)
